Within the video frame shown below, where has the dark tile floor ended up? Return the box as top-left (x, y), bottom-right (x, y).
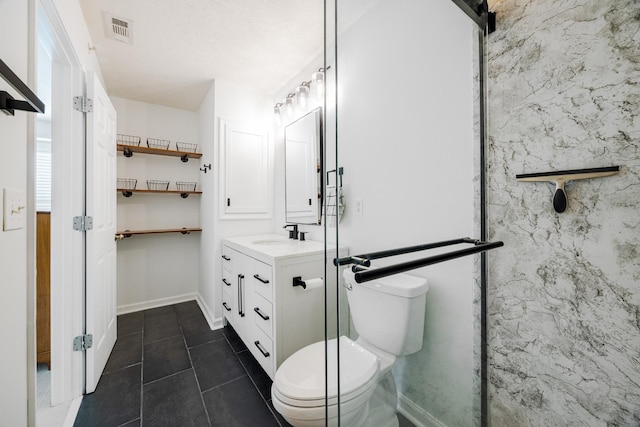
top-left (73, 300), bottom-right (416, 427)
top-left (74, 301), bottom-right (291, 427)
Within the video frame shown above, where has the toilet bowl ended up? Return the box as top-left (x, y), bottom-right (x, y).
top-left (272, 270), bottom-right (429, 427)
top-left (272, 336), bottom-right (379, 427)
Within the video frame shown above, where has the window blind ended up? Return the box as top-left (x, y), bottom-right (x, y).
top-left (36, 138), bottom-right (52, 212)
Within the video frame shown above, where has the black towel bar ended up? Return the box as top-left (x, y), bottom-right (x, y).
top-left (335, 237), bottom-right (504, 283)
top-left (0, 58), bottom-right (45, 115)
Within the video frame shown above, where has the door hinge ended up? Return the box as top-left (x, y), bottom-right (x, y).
top-left (73, 216), bottom-right (93, 231)
top-left (73, 96), bottom-right (93, 113)
top-left (73, 334), bottom-right (93, 351)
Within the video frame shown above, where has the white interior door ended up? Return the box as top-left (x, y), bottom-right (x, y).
top-left (85, 72), bottom-right (117, 393)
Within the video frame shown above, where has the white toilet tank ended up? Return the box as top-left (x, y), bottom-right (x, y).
top-left (343, 269), bottom-right (429, 356)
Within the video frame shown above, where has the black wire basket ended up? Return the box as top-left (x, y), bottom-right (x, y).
top-left (147, 180), bottom-right (170, 191)
top-left (176, 181), bottom-right (197, 192)
top-left (147, 138), bottom-right (171, 150)
top-left (176, 142), bottom-right (198, 153)
top-left (117, 178), bottom-right (137, 197)
top-left (176, 181), bottom-right (197, 198)
top-left (117, 178), bottom-right (137, 190)
top-left (117, 134), bottom-right (141, 146)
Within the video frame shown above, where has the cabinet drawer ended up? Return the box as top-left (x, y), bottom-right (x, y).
top-left (252, 293), bottom-right (273, 337)
top-left (250, 327), bottom-right (273, 379)
top-left (251, 261), bottom-right (273, 301)
top-left (221, 246), bottom-right (233, 272)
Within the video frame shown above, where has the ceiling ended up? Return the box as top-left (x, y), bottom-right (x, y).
top-left (79, 0), bottom-right (324, 111)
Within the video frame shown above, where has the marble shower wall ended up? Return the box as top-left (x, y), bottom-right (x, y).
top-left (486, 0), bottom-right (640, 425)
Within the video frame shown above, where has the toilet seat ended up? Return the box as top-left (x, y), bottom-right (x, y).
top-left (273, 336), bottom-right (379, 408)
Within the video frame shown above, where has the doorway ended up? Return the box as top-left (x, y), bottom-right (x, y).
top-left (32, 2), bottom-right (86, 425)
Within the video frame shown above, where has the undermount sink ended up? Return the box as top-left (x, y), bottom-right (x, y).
top-left (251, 239), bottom-right (291, 245)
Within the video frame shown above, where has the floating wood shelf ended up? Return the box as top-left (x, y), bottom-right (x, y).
top-left (115, 228), bottom-right (202, 240)
top-left (117, 144), bottom-right (202, 160)
top-left (117, 188), bottom-right (202, 197)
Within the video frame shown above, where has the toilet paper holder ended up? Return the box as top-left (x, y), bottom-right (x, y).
top-left (292, 276), bottom-right (307, 289)
top-left (293, 276), bottom-right (323, 290)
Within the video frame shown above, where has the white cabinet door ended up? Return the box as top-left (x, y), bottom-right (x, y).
top-left (219, 118), bottom-right (270, 218)
top-left (222, 247), bottom-right (251, 338)
top-left (85, 72), bottom-right (117, 393)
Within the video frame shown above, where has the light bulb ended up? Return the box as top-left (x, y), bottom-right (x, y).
top-left (274, 103), bottom-right (282, 124)
top-left (295, 83), bottom-right (310, 108)
top-left (312, 70), bottom-right (324, 100)
top-left (284, 96), bottom-right (294, 118)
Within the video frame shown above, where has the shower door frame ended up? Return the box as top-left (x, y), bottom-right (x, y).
top-left (325, 1), bottom-right (493, 425)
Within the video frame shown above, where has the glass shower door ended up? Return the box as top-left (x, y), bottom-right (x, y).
top-left (326, 0), bottom-right (489, 425)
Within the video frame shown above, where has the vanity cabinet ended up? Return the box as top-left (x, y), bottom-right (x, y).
top-left (222, 235), bottom-right (347, 379)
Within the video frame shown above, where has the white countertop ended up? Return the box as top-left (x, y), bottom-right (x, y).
top-left (223, 234), bottom-right (329, 262)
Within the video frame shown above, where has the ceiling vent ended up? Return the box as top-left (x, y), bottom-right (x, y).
top-left (102, 12), bottom-right (134, 44)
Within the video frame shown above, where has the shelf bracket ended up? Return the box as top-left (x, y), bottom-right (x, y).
top-left (123, 147), bottom-right (133, 157)
top-left (516, 166), bottom-right (620, 213)
top-left (180, 154), bottom-right (189, 163)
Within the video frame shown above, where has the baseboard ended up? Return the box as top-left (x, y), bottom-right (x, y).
top-left (63, 396), bottom-right (82, 427)
top-left (397, 392), bottom-right (446, 427)
top-left (117, 293), bottom-right (198, 315)
top-left (196, 294), bottom-right (224, 330)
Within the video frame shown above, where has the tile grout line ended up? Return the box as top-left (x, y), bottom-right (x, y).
top-left (142, 332), bottom-right (184, 346)
top-left (182, 321), bottom-right (213, 427)
top-left (140, 316), bottom-right (145, 426)
top-left (198, 373), bottom-right (249, 394)
top-left (229, 334), bottom-right (286, 427)
top-left (116, 418), bottom-right (141, 427)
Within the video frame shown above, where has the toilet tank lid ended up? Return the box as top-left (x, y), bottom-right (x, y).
top-left (343, 269), bottom-right (428, 298)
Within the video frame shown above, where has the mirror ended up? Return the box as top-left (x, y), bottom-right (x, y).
top-left (285, 107), bottom-right (323, 225)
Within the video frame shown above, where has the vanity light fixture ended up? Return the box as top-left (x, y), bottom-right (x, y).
top-left (273, 67), bottom-right (325, 118)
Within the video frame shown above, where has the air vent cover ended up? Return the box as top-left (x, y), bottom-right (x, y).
top-left (102, 11), bottom-right (134, 44)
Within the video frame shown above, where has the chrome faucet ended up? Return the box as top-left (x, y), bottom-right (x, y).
top-left (283, 224), bottom-right (298, 239)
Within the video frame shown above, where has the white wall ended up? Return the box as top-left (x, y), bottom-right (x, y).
top-left (0, 2), bottom-right (30, 425)
top-left (112, 97), bottom-right (201, 312)
top-left (197, 79), bottom-right (274, 326)
top-left (52, 0), bottom-right (105, 86)
top-left (334, 0), bottom-right (479, 425)
top-left (197, 83), bottom-right (218, 323)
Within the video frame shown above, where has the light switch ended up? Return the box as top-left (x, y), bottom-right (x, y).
top-left (354, 199), bottom-right (363, 216)
top-left (3, 188), bottom-right (27, 231)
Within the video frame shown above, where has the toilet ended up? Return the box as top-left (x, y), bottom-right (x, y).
top-left (272, 269), bottom-right (429, 427)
